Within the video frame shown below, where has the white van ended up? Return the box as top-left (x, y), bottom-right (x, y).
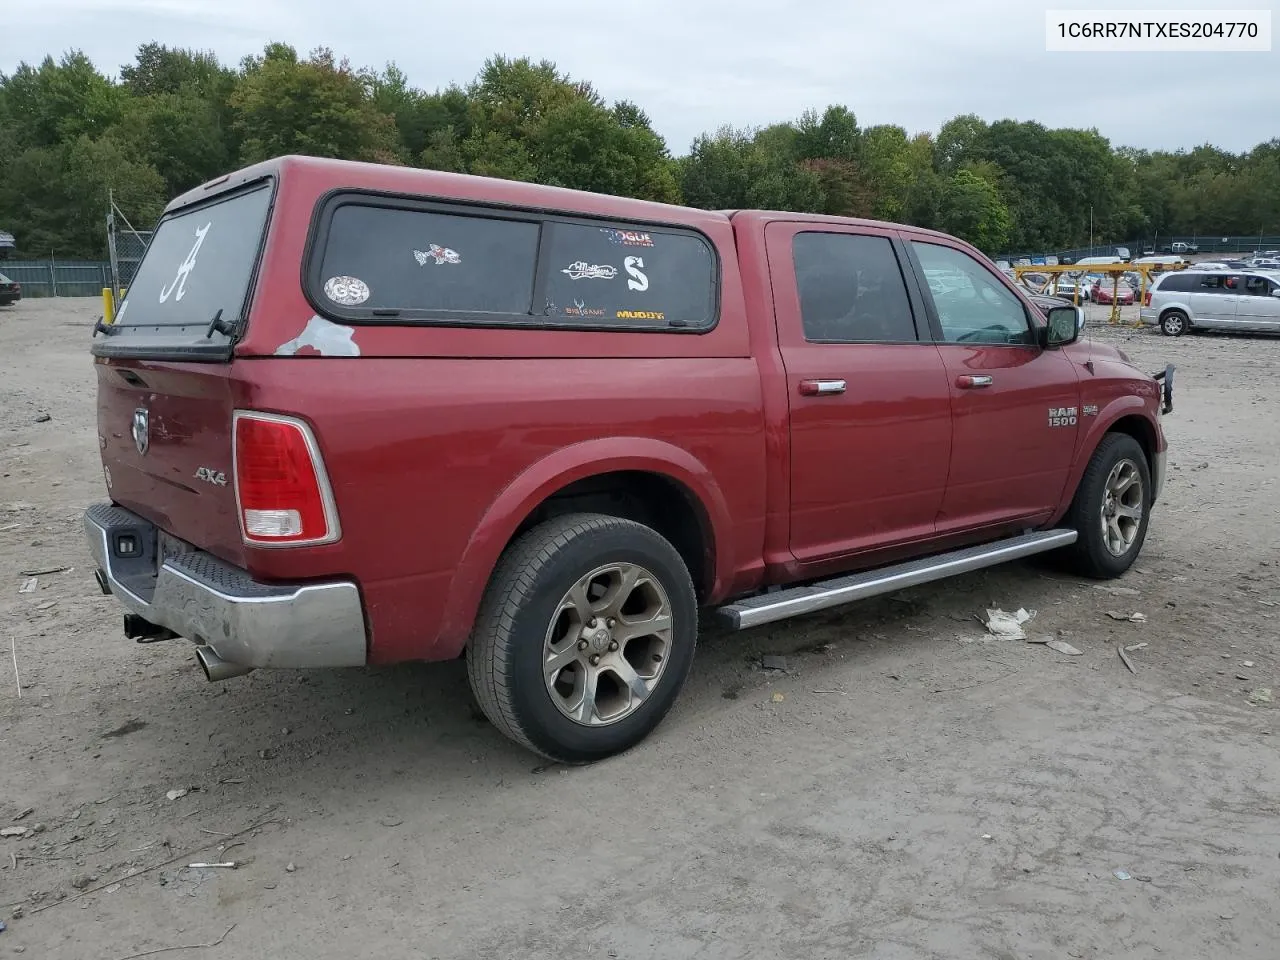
top-left (1133, 255), bottom-right (1186, 268)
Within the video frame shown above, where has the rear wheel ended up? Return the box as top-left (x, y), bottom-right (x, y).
top-left (1160, 310), bottom-right (1188, 336)
top-left (1062, 433), bottom-right (1151, 579)
top-left (467, 513), bottom-right (697, 763)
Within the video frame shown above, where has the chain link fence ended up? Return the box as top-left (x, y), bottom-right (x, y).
top-left (106, 200), bottom-right (152, 303)
top-left (0, 260), bottom-right (112, 297)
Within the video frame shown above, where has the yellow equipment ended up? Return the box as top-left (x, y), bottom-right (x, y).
top-left (1012, 262), bottom-right (1187, 325)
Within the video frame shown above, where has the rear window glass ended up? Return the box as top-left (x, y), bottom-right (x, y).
top-left (316, 204), bottom-right (539, 315)
top-left (536, 223), bottom-right (714, 328)
top-left (308, 197), bottom-right (718, 332)
top-left (114, 183), bottom-right (272, 336)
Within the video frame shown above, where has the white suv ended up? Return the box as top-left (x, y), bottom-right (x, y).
top-left (1142, 270), bottom-right (1280, 336)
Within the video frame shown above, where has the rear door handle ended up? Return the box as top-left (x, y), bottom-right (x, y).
top-left (798, 379), bottom-right (847, 396)
top-left (956, 375), bottom-right (994, 389)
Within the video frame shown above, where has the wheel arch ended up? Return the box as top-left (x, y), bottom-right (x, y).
top-left (1052, 400), bottom-right (1160, 523)
top-left (435, 439), bottom-right (732, 658)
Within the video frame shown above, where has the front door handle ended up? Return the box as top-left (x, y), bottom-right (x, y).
top-left (798, 379), bottom-right (847, 396)
top-left (956, 375), bottom-right (994, 389)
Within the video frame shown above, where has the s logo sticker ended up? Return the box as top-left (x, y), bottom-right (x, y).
top-left (624, 256), bottom-right (648, 292)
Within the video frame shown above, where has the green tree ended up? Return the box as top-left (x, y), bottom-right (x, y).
top-left (680, 126), bottom-right (753, 209)
top-left (939, 167), bottom-right (1011, 251)
top-left (0, 52), bottom-right (123, 150)
top-left (0, 135), bottom-right (164, 258)
top-left (231, 45), bottom-right (400, 164)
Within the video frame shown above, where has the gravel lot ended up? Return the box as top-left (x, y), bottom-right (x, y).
top-left (2, 297), bottom-right (1278, 960)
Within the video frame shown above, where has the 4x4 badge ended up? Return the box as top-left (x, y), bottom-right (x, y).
top-left (131, 408), bottom-right (150, 456)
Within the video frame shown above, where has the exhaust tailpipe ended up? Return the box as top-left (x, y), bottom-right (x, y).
top-left (195, 645), bottom-right (254, 683)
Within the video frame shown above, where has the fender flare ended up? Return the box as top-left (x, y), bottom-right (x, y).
top-left (1054, 396), bottom-right (1158, 519)
top-left (435, 437), bottom-right (735, 655)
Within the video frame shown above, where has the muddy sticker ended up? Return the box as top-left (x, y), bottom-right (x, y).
top-left (1048, 406), bottom-right (1078, 427)
top-left (617, 310), bottom-right (665, 320)
top-left (601, 228), bottom-right (655, 248)
top-left (323, 276), bottom-right (370, 306)
top-left (561, 261), bottom-right (617, 280)
top-left (624, 256), bottom-right (649, 292)
top-left (158, 222), bottom-right (212, 303)
top-left (414, 244), bottom-right (461, 265)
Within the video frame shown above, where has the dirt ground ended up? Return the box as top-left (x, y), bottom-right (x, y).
top-left (2, 297), bottom-right (1278, 960)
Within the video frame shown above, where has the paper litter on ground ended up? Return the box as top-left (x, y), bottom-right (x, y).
top-left (984, 608), bottom-right (1036, 640)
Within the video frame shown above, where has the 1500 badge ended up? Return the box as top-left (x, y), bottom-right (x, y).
top-left (195, 467), bottom-right (228, 486)
top-left (1048, 406), bottom-right (1078, 427)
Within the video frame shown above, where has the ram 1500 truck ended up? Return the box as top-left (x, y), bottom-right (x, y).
top-left (86, 156), bottom-right (1174, 763)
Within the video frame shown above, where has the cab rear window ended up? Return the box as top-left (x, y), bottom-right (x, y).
top-left (305, 194), bottom-right (718, 332)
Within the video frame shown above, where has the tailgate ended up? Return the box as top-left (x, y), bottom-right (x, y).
top-left (91, 176), bottom-right (275, 568)
top-left (97, 360), bottom-right (245, 568)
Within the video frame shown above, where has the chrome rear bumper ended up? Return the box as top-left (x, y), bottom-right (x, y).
top-left (84, 503), bottom-right (366, 670)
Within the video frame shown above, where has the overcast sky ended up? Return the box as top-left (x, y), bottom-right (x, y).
top-left (5, 0), bottom-right (1277, 155)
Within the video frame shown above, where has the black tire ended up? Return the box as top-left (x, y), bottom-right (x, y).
top-left (1062, 433), bottom-right (1152, 579)
top-left (466, 513), bottom-right (697, 764)
top-left (1160, 310), bottom-right (1188, 337)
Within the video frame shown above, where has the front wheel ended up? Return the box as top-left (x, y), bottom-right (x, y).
top-left (1160, 310), bottom-right (1188, 336)
top-left (467, 513), bottom-right (697, 764)
top-left (1062, 433), bottom-right (1152, 579)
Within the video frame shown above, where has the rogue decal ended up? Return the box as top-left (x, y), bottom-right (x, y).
top-left (601, 228), bottom-right (654, 247)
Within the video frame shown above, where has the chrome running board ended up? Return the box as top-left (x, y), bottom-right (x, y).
top-left (716, 529), bottom-right (1078, 630)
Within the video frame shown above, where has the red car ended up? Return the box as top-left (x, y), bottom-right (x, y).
top-left (85, 156), bottom-right (1173, 762)
top-left (1091, 279), bottom-right (1135, 305)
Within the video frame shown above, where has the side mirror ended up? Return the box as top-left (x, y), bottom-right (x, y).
top-left (1271, 288), bottom-right (1280, 298)
top-left (1044, 305), bottom-right (1083, 347)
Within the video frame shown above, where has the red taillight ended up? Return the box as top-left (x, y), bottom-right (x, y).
top-left (1144, 290), bottom-right (1152, 306)
top-left (233, 412), bottom-right (339, 546)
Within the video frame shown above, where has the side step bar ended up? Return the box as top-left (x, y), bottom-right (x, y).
top-left (716, 529), bottom-right (1078, 630)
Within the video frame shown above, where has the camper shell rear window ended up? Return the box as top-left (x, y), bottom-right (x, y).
top-left (304, 192), bottom-right (719, 332)
top-left (91, 179), bottom-right (274, 360)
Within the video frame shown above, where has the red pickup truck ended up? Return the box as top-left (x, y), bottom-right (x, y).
top-left (86, 156), bottom-right (1174, 763)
